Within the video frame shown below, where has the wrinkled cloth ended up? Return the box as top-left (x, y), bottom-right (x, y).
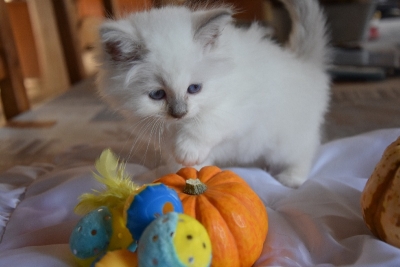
top-left (1, 128), bottom-right (400, 266)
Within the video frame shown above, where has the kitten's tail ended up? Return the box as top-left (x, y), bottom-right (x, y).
top-left (279, 0), bottom-right (329, 66)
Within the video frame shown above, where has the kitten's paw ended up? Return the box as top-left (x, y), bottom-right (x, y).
top-left (273, 154), bottom-right (314, 188)
top-left (174, 143), bottom-right (210, 166)
top-left (276, 173), bottom-right (307, 188)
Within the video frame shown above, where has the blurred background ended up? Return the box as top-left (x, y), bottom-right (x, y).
top-left (0, 0), bottom-right (399, 125)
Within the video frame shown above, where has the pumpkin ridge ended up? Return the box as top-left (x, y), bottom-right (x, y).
top-left (181, 195), bottom-right (198, 218)
top-left (204, 189), bottom-right (264, 266)
top-left (206, 184), bottom-right (266, 225)
top-left (154, 175), bottom-right (186, 190)
top-left (195, 193), bottom-right (240, 266)
top-left (205, 187), bottom-right (264, 228)
top-left (177, 167), bottom-right (198, 179)
top-left (180, 193), bottom-right (192, 202)
top-left (205, 171), bottom-right (249, 187)
top-left (205, 182), bottom-right (252, 193)
top-left (197, 166), bottom-right (223, 184)
top-left (213, 185), bottom-right (265, 217)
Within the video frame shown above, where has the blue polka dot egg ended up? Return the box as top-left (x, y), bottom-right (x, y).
top-left (124, 183), bottom-right (183, 241)
top-left (137, 212), bottom-right (212, 267)
top-left (69, 206), bottom-right (112, 259)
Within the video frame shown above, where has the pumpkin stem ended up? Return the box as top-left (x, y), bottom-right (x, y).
top-left (183, 178), bottom-right (207, 195)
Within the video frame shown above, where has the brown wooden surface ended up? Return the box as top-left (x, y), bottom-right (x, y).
top-left (27, 0), bottom-right (70, 96)
top-left (53, 0), bottom-right (86, 84)
top-left (113, 0), bottom-right (153, 16)
top-left (0, 0), bottom-right (30, 120)
top-left (0, 56), bottom-right (5, 80)
top-left (78, 0), bottom-right (104, 17)
top-left (6, 2), bottom-right (40, 78)
top-left (102, 0), bottom-right (114, 17)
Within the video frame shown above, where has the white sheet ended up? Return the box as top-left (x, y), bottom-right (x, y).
top-left (1, 128), bottom-right (400, 266)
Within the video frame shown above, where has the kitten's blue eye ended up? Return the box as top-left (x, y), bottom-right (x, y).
top-left (149, 90), bottom-right (166, 100)
top-left (187, 84), bottom-right (202, 94)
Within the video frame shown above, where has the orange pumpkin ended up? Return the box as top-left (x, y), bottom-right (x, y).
top-left (361, 136), bottom-right (400, 248)
top-left (153, 166), bottom-right (268, 267)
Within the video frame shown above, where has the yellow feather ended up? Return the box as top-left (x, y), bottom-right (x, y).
top-left (74, 149), bottom-right (140, 215)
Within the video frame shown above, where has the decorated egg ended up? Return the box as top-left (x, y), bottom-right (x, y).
top-left (70, 206), bottom-right (134, 267)
top-left (137, 212), bottom-right (212, 267)
top-left (124, 183), bottom-right (183, 241)
top-left (70, 207), bottom-right (112, 259)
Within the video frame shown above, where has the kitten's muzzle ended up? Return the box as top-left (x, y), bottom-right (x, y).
top-left (168, 101), bottom-right (188, 119)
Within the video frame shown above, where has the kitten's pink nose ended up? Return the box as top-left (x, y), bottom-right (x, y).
top-left (168, 101), bottom-right (187, 119)
top-left (169, 109), bottom-right (187, 119)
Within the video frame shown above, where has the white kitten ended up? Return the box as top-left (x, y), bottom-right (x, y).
top-left (96, 0), bottom-right (330, 188)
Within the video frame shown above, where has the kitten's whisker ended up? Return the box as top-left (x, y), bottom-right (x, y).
top-left (137, 116), bottom-right (163, 166)
top-left (158, 120), bottom-right (165, 164)
top-left (151, 118), bottom-right (163, 167)
top-left (142, 117), bottom-right (161, 166)
top-left (118, 115), bottom-right (151, 156)
top-left (127, 116), bottom-right (155, 162)
top-left (194, 116), bottom-right (202, 128)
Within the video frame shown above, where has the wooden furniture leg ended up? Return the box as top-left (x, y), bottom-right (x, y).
top-left (53, 0), bottom-right (86, 84)
top-left (27, 0), bottom-right (70, 97)
top-left (0, 0), bottom-right (30, 120)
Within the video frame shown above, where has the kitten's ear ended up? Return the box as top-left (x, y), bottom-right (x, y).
top-left (192, 8), bottom-right (233, 50)
top-left (99, 22), bottom-right (147, 63)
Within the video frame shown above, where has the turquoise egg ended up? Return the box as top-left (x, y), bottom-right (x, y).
top-left (137, 212), bottom-right (212, 267)
top-left (125, 184), bottom-right (183, 241)
top-left (137, 212), bottom-right (183, 266)
top-left (69, 206), bottom-right (112, 259)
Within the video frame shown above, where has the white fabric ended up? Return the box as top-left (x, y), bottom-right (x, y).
top-left (1, 128), bottom-right (400, 266)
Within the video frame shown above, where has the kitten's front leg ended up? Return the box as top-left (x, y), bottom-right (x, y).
top-left (173, 133), bottom-right (213, 167)
top-left (275, 142), bottom-right (316, 188)
top-left (276, 164), bottom-right (310, 188)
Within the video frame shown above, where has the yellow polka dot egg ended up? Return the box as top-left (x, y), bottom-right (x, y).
top-left (137, 212), bottom-right (212, 267)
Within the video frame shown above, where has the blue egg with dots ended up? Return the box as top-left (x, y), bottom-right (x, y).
top-left (137, 212), bottom-right (212, 267)
top-left (69, 206), bottom-right (112, 259)
top-left (138, 212), bottom-right (181, 266)
top-left (125, 183), bottom-right (183, 241)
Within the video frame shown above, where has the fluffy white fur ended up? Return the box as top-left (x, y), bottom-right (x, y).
top-left (96, 0), bottom-right (330, 188)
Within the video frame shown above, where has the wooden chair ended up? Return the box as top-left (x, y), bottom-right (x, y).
top-left (0, 0), bottom-right (30, 121)
top-left (0, 0), bottom-right (155, 122)
top-left (0, 0), bottom-right (88, 122)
